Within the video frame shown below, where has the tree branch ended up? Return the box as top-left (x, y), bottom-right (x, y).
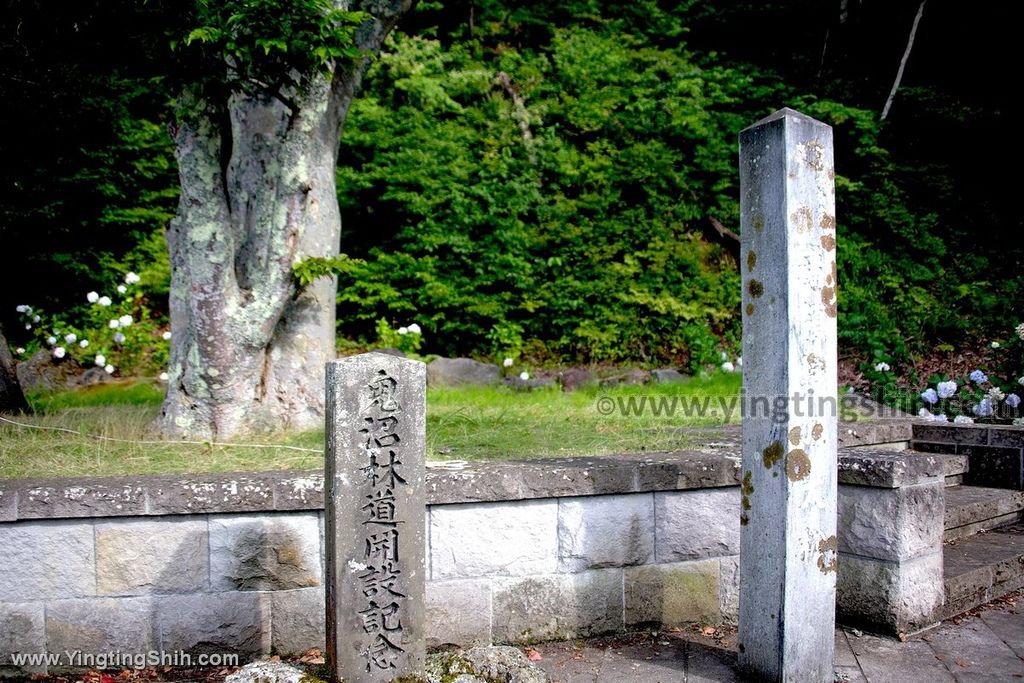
top-left (881, 0), bottom-right (926, 121)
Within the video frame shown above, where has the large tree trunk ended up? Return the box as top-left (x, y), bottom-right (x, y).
top-left (0, 326), bottom-right (31, 414)
top-left (157, 6), bottom-right (410, 439)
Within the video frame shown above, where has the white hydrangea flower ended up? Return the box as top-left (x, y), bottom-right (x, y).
top-left (721, 361), bottom-right (735, 372)
top-left (503, 357), bottom-right (514, 368)
top-left (918, 408), bottom-right (933, 419)
top-left (64, 333), bottom-right (77, 344)
top-left (53, 347), bottom-right (66, 359)
top-left (87, 291), bottom-right (99, 303)
top-left (109, 319), bottom-right (119, 329)
top-left (79, 339), bottom-right (89, 348)
top-left (397, 326), bottom-right (408, 335)
top-left (104, 364), bottom-right (115, 374)
top-left (113, 332), bottom-right (126, 344)
top-left (117, 285), bottom-right (127, 294)
top-left (162, 331), bottom-right (172, 341)
top-left (15, 347), bottom-right (24, 355)
top-left (25, 323), bottom-right (31, 330)
top-left (46, 336), bottom-right (56, 345)
top-left (874, 362), bottom-right (891, 372)
top-left (991, 341), bottom-right (1001, 349)
top-left (988, 387), bottom-right (1006, 402)
top-left (118, 314), bottom-right (133, 327)
top-left (720, 351), bottom-right (728, 361)
top-left (15, 304), bottom-right (28, 313)
top-left (124, 272), bottom-right (141, 285)
top-left (158, 372), bottom-right (169, 382)
top-left (954, 415), bottom-right (974, 424)
top-left (519, 371), bottom-right (530, 380)
top-left (32, 315), bottom-right (40, 323)
top-left (98, 296), bottom-right (112, 307)
top-left (407, 323), bottom-right (421, 334)
top-left (95, 354), bottom-right (106, 367)
top-left (1017, 323), bottom-right (1024, 340)
top-left (932, 414), bottom-right (949, 422)
top-left (736, 356), bottom-right (743, 368)
top-left (1019, 377), bottom-right (1024, 387)
top-left (937, 381), bottom-right (957, 399)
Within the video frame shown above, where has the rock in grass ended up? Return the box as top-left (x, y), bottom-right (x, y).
top-left (425, 646), bottom-right (550, 683)
top-left (559, 367), bottom-right (595, 392)
top-left (651, 368), bottom-right (690, 384)
top-left (427, 358), bottom-right (500, 387)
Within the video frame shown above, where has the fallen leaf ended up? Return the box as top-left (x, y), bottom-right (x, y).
top-left (701, 626), bottom-right (717, 637)
top-left (526, 649), bottom-right (542, 662)
top-left (668, 626), bottom-right (682, 633)
top-left (571, 651), bottom-right (584, 660)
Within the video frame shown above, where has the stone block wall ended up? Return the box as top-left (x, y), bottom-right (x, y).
top-left (0, 436), bottom-right (964, 675)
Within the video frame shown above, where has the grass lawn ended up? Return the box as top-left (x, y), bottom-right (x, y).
top-left (0, 373), bottom-right (742, 480)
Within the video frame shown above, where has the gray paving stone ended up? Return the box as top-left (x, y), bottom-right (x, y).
top-left (979, 606), bottom-right (1024, 659)
top-left (927, 617), bottom-right (1024, 680)
top-left (835, 629), bottom-right (858, 668)
top-left (847, 632), bottom-right (955, 683)
top-left (686, 644), bottom-right (740, 682)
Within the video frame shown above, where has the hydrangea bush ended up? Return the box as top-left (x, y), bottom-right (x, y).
top-left (13, 271), bottom-right (170, 379)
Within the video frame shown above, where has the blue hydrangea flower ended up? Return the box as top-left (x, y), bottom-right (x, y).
top-left (1007, 394), bottom-right (1021, 409)
top-left (969, 370), bottom-right (988, 384)
top-left (920, 388), bottom-right (939, 405)
top-left (972, 398), bottom-right (994, 417)
top-left (937, 381), bottom-right (957, 399)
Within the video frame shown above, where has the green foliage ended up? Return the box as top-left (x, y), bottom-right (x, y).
top-left (179, 0), bottom-right (368, 103)
top-left (335, 30), bottom-right (743, 369)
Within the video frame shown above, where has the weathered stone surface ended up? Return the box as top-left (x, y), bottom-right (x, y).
top-left (14, 350), bottom-right (83, 391)
top-left (324, 354), bottom-right (427, 682)
top-left (272, 471), bottom-right (324, 511)
top-left (962, 445), bottom-right (1024, 489)
top-left (270, 587), bottom-right (325, 655)
top-left (912, 423), bottom-right (988, 446)
top-left (836, 553), bottom-right (942, 634)
top-left (655, 489), bottom-right (740, 561)
top-left (837, 419), bottom-right (913, 448)
top-left (157, 591), bottom-right (268, 655)
top-left (990, 427), bottom-right (1024, 449)
top-left (598, 368), bottom-right (649, 388)
top-left (462, 647), bottom-right (550, 683)
top-left (492, 569), bottom-right (622, 643)
top-left (944, 485), bottom-right (1024, 534)
top-left (149, 473), bottom-right (275, 514)
top-left (942, 523), bottom-right (1024, 621)
top-left (426, 579), bottom-right (492, 648)
top-left (427, 357), bottom-right (499, 387)
top-left (0, 520), bottom-right (94, 600)
top-left (738, 108), bottom-right (838, 682)
top-left (719, 556), bottom-right (740, 626)
top-left (838, 480), bottom-right (943, 561)
top-left (558, 368), bottom-right (594, 392)
top-left (95, 518), bottom-right (208, 595)
top-left (0, 487), bottom-right (15, 522)
top-left (431, 500), bottom-right (558, 580)
top-left (624, 560), bottom-right (720, 627)
top-left (209, 513), bottom-right (320, 591)
top-left (558, 494), bottom-right (653, 572)
top-left (225, 660), bottom-right (307, 683)
top-left (0, 602), bottom-right (46, 674)
top-left (18, 480), bottom-right (147, 519)
top-left (651, 368), bottom-right (689, 384)
top-left (46, 597), bottom-right (154, 655)
top-left (76, 367), bottom-right (113, 387)
top-left (838, 450), bottom-right (952, 488)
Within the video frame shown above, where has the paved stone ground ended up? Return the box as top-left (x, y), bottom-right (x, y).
top-left (531, 599), bottom-right (1024, 682)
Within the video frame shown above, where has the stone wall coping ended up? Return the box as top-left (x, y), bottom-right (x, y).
top-left (0, 435), bottom-right (962, 522)
top-left (912, 422), bottom-right (1024, 449)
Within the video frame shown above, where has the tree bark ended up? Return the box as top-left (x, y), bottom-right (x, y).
top-left (0, 326), bottom-right (31, 414)
top-left (157, 4), bottom-right (412, 439)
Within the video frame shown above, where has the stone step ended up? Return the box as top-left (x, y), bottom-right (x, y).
top-left (940, 522), bottom-right (1024, 621)
top-left (944, 485), bottom-right (1024, 542)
